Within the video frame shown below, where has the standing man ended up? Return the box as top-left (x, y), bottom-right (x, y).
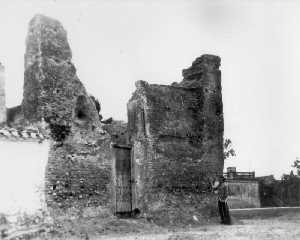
top-left (213, 176), bottom-right (231, 225)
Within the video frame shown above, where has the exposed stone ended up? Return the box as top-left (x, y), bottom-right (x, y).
top-left (6, 105), bottom-right (24, 127)
top-left (22, 14), bottom-right (111, 211)
top-left (20, 14), bottom-right (225, 222)
top-left (179, 54), bottom-right (221, 88)
top-left (127, 54), bottom-right (224, 220)
top-left (102, 120), bottom-right (128, 145)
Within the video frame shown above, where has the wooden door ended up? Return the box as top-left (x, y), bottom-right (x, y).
top-left (113, 145), bottom-right (132, 213)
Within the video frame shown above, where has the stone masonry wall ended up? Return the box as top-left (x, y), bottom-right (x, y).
top-left (22, 15), bottom-right (112, 213)
top-left (127, 55), bottom-right (224, 221)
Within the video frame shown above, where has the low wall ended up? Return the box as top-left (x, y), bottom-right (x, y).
top-left (230, 207), bottom-right (300, 219)
top-left (226, 180), bottom-right (260, 209)
top-left (0, 140), bottom-right (49, 215)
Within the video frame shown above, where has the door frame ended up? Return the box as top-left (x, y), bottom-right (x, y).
top-left (111, 143), bottom-right (133, 215)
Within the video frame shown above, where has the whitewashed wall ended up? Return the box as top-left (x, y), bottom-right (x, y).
top-left (0, 140), bottom-right (49, 215)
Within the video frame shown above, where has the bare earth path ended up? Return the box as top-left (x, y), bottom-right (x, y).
top-left (4, 209), bottom-right (300, 239)
top-left (94, 212), bottom-right (300, 240)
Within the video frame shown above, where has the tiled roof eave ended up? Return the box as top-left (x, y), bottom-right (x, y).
top-left (0, 127), bottom-right (49, 142)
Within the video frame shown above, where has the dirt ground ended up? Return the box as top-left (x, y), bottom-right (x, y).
top-left (93, 212), bottom-right (300, 240)
top-left (4, 210), bottom-right (300, 239)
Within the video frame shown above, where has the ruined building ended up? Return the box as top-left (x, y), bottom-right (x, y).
top-left (0, 14), bottom-right (224, 222)
top-left (125, 55), bottom-right (224, 216)
top-left (21, 15), bottom-right (113, 210)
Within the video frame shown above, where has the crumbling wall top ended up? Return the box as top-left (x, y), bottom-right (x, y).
top-left (182, 54), bottom-right (220, 81)
top-left (25, 14), bottom-right (72, 69)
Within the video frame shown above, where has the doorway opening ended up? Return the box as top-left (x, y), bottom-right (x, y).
top-left (112, 143), bottom-right (139, 217)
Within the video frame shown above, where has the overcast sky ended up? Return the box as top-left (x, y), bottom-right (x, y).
top-left (0, 0), bottom-right (300, 178)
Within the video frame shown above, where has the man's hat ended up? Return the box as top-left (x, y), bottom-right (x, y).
top-left (219, 176), bottom-right (226, 182)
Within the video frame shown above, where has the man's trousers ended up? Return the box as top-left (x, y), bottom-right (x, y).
top-left (218, 200), bottom-right (231, 224)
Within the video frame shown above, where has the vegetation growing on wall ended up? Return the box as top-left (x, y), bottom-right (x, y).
top-left (48, 124), bottom-right (71, 142)
top-left (90, 95), bottom-right (102, 121)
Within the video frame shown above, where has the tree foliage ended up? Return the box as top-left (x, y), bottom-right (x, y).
top-left (223, 138), bottom-right (236, 160)
top-left (292, 157), bottom-right (300, 176)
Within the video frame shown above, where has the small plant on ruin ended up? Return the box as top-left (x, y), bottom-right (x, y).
top-left (48, 124), bottom-right (71, 142)
top-left (90, 95), bottom-right (103, 121)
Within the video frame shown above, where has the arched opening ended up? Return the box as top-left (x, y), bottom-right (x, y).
top-left (74, 95), bottom-right (89, 120)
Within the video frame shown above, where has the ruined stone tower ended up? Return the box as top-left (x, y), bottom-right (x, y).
top-left (127, 54), bottom-right (224, 219)
top-left (0, 63), bottom-right (6, 123)
top-left (22, 15), bottom-right (112, 211)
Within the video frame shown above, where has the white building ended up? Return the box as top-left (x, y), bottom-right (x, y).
top-left (0, 63), bottom-right (49, 216)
